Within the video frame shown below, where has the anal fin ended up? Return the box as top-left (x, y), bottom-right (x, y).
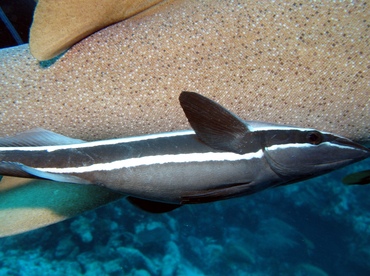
top-left (126, 196), bottom-right (181, 213)
top-left (0, 162), bottom-right (37, 179)
top-left (20, 164), bottom-right (92, 185)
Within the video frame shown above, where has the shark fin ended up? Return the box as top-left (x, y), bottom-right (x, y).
top-left (0, 176), bottom-right (124, 238)
top-left (179, 91), bottom-right (250, 154)
top-left (0, 128), bottom-right (85, 147)
top-left (126, 196), bottom-right (181, 213)
top-left (342, 170), bottom-right (370, 185)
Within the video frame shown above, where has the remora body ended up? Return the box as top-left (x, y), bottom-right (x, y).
top-left (0, 92), bottom-right (369, 212)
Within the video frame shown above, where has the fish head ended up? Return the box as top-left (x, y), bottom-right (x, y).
top-left (179, 91), bottom-right (370, 184)
top-left (262, 128), bottom-right (370, 179)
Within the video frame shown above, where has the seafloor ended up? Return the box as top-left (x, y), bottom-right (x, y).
top-left (0, 158), bottom-right (369, 275)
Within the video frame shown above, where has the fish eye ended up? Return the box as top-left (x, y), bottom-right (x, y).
top-left (306, 131), bottom-right (323, 145)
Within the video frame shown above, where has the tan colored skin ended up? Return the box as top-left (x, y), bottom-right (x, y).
top-left (0, 176), bottom-right (123, 237)
top-left (0, 0), bottom-right (369, 142)
top-left (30, 0), bottom-right (165, 60)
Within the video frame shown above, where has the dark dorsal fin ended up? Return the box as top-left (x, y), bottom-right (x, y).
top-left (0, 128), bottom-right (85, 147)
top-left (126, 196), bottom-right (181, 213)
top-left (179, 91), bottom-right (250, 153)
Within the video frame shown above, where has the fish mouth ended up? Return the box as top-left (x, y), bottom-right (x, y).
top-left (333, 137), bottom-right (370, 159)
top-left (314, 159), bottom-right (354, 169)
top-left (334, 137), bottom-right (370, 152)
top-left (264, 139), bottom-right (368, 179)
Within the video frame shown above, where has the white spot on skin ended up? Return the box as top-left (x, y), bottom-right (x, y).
top-left (0, 0), bottom-right (368, 142)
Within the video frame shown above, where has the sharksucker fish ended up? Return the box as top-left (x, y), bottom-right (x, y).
top-left (1, 0), bottom-right (369, 143)
top-left (0, 92), bottom-right (369, 213)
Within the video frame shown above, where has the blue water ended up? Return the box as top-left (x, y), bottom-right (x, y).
top-left (1, 158), bottom-right (369, 275)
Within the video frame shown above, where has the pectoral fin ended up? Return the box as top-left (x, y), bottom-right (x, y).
top-left (180, 181), bottom-right (254, 204)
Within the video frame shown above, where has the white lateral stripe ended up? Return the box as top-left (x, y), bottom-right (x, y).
top-left (267, 143), bottom-right (313, 151)
top-left (267, 142), bottom-right (356, 151)
top-left (35, 150), bottom-right (264, 173)
top-left (0, 130), bottom-right (195, 152)
top-left (246, 122), bottom-right (334, 135)
top-left (248, 125), bottom-right (315, 132)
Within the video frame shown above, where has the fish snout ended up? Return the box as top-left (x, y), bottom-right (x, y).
top-left (332, 136), bottom-right (370, 162)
